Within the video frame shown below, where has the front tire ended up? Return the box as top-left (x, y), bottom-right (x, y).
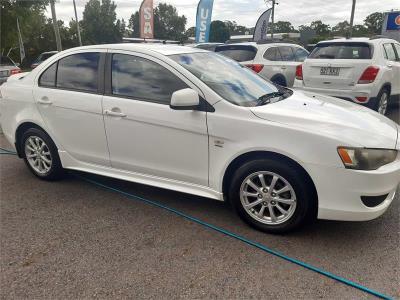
top-left (228, 159), bottom-right (317, 233)
top-left (21, 128), bottom-right (64, 180)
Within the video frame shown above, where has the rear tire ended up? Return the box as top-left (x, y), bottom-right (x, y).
top-left (368, 88), bottom-right (390, 115)
top-left (228, 159), bottom-right (317, 234)
top-left (21, 128), bottom-right (64, 181)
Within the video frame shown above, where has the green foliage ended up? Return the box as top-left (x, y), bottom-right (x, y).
top-left (81, 0), bottom-right (123, 44)
top-left (310, 20), bottom-right (330, 37)
top-left (209, 20), bottom-right (230, 43)
top-left (128, 3), bottom-right (187, 41)
top-left (364, 12), bottom-right (383, 34)
top-left (153, 3), bottom-right (187, 41)
top-left (272, 21), bottom-right (295, 33)
top-left (332, 20), bottom-right (350, 36)
top-left (224, 21), bottom-right (250, 35)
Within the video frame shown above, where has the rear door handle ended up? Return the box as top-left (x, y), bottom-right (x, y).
top-left (281, 66), bottom-right (287, 70)
top-left (37, 96), bottom-right (52, 105)
top-left (104, 109), bottom-right (127, 117)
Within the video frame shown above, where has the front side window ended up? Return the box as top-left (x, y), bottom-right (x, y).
top-left (278, 46), bottom-right (295, 61)
top-left (294, 48), bottom-right (309, 62)
top-left (111, 54), bottom-right (188, 104)
top-left (170, 52), bottom-right (286, 107)
top-left (394, 44), bottom-right (400, 61)
top-left (39, 62), bottom-right (57, 87)
top-left (263, 47), bottom-right (282, 61)
top-left (383, 43), bottom-right (397, 61)
top-left (57, 52), bottom-right (99, 92)
top-left (309, 42), bottom-right (371, 59)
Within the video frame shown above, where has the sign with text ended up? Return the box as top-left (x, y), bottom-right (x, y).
top-left (253, 8), bottom-right (271, 42)
top-left (140, 0), bottom-right (154, 39)
top-left (195, 0), bottom-right (214, 43)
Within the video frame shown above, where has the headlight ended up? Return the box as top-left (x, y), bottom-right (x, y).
top-left (337, 147), bottom-right (398, 170)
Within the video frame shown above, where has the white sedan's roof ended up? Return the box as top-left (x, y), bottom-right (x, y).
top-left (68, 43), bottom-right (207, 56)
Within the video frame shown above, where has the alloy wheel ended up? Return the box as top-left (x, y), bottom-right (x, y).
top-left (240, 171), bottom-right (297, 225)
top-left (24, 136), bottom-right (52, 174)
top-left (378, 92), bottom-right (388, 115)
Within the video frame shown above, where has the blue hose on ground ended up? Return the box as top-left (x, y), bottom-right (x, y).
top-left (0, 147), bottom-right (393, 299)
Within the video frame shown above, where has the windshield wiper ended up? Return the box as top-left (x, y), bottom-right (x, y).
top-left (256, 91), bottom-right (287, 106)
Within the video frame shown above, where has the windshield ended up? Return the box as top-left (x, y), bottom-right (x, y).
top-left (169, 52), bottom-right (287, 107)
top-left (309, 42), bottom-right (372, 59)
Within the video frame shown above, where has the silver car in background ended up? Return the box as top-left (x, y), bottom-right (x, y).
top-left (215, 42), bottom-right (309, 87)
top-left (0, 56), bottom-right (21, 85)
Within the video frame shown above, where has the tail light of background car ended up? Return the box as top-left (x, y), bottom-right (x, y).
top-left (355, 96), bottom-right (368, 103)
top-left (245, 64), bottom-right (264, 73)
top-left (358, 66), bottom-right (379, 84)
top-left (10, 69), bottom-right (21, 75)
top-left (295, 64), bottom-right (303, 80)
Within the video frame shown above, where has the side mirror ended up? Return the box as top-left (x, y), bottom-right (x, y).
top-left (170, 88), bottom-right (200, 110)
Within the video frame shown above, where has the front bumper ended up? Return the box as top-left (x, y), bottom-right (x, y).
top-left (305, 157), bottom-right (400, 221)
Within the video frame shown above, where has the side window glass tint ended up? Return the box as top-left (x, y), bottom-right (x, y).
top-left (278, 46), bottom-right (295, 61)
top-left (111, 54), bottom-right (188, 104)
top-left (57, 52), bottom-right (99, 92)
top-left (294, 48), bottom-right (309, 62)
top-left (263, 47), bottom-right (281, 61)
top-left (383, 44), bottom-right (396, 61)
top-left (39, 62), bottom-right (57, 87)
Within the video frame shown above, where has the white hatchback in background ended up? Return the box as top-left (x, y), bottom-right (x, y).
top-left (294, 37), bottom-right (400, 115)
top-left (215, 42), bottom-right (309, 87)
top-left (0, 44), bottom-right (399, 233)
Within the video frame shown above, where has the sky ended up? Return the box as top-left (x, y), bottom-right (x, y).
top-left (47, 0), bottom-right (399, 29)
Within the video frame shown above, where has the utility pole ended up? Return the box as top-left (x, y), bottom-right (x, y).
top-left (349, 0), bottom-right (356, 38)
top-left (50, 0), bottom-right (62, 51)
top-left (271, 0), bottom-right (276, 39)
top-left (73, 0), bottom-right (82, 46)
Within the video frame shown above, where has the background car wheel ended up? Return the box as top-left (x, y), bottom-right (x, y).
top-left (21, 128), bottom-right (64, 180)
top-left (228, 158), bottom-right (317, 233)
top-left (271, 76), bottom-right (287, 87)
top-left (369, 88), bottom-right (390, 115)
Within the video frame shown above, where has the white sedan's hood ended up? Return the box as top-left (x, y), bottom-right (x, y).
top-left (251, 90), bottom-right (399, 149)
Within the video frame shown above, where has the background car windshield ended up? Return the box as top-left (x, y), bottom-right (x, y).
top-left (0, 56), bottom-right (15, 66)
top-left (169, 52), bottom-right (278, 107)
top-left (215, 45), bottom-right (257, 62)
top-left (309, 42), bottom-right (371, 59)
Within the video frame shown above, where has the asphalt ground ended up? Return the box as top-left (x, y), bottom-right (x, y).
top-left (0, 105), bottom-right (399, 299)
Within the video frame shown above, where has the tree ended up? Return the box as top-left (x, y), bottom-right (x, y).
top-left (273, 21), bottom-right (294, 33)
top-left (81, 0), bottom-right (123, 44)
top-left (154, 3), bottom-right (186, 41)
top-left (352, 24), bottom-right (368, 37)
top-left (209, 20), bottom-right (230, 43)
top-left (364, 12), bottom-right (383, 34)
top-left (332, 21), bottom-right (350, 36)
top-left (224, 20), bottom-right (250, 35)
top-left (128, 11), bottom-right (139, 37)
top-left (310, 20), bottom-right (330, 36)
top-left (185, 26), bottom-right (195, 39)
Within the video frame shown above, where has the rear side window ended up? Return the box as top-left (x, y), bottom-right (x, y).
top-left (57, 52), bottom-right (100, 92)
top-left (383, 43), bottom-right (397, 61)
top-left (278, 46), bottom-right (295, 61)
top-left (111, 54), bottom-right (188, 104)
top-left (263, 47), bottom-right (282, 61)
top-left (294, 48), bottom-right (309, 62)
top-left (39, 62), bottom-right (57, 87)
top-left (394, 44), bottom-right (400, 61)
top-left (309, 42), bottom-right (371, 59)
top-left (215, 45), bottom-right (257, 62)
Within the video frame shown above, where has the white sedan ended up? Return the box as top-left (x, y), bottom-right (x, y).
top-left (0, 44), bottom-right (399, 233)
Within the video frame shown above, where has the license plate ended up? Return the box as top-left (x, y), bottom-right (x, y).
top-left (320, 67), bottom-right (340, 76)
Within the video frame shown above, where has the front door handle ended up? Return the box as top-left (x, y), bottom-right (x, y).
top-left (281, 66), bottom-right (287, 70)
top-left (37, 96), bottom-right (53, 105)
top-left (104, 109), bottom-right (127, 117)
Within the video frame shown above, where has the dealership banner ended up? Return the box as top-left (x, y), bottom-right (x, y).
top-left (386, 12), bottom-right (400, 31)
top-left (139, 0), bottom-right (154, 39)
top-left (253, 8), bottom-right (272, 42)
top-left (195, 0), bottom-right (214, 43)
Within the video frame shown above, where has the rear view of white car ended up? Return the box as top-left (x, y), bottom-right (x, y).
top-left (294, 37), bottom-right (400, 115)
top-left (215, 42), bottom-right (309, 87)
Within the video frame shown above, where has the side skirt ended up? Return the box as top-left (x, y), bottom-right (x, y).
top-left (59, 150), bottom-right (224, 201)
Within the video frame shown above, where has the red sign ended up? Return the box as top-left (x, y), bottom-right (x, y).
top-left (140, 0), bottom-right (154, 39)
